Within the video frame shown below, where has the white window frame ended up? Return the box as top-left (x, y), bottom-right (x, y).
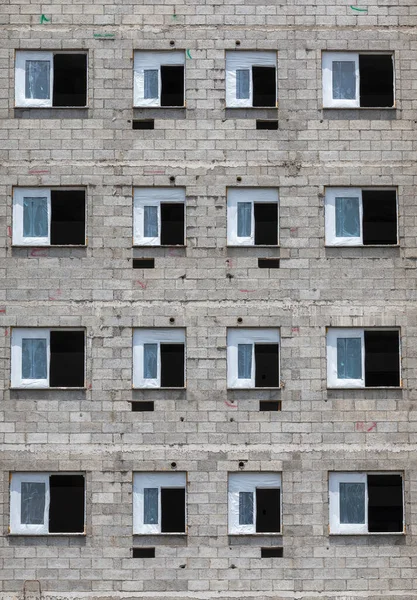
top-left (10, 473), bottom-right (50, 535)
top-left (10, 472), bottom-right (86, 535)
top-left (227, 188), bottom-right (279, 246)
top-left (15, 51), bottom-right (54, 108)
top-left (15, 50), bottom-right (88, 108)
top-left (329, 472), bottom-right (404, 535)
top-left (322, 52), bottom-right (360, 108)
top-left (133, 472), bottom-right (186, 534)
top-left (133, 328), bottom-right (186, 388)
top-left (133, 187), bottom-right (186, 246)
top-left (12, 188), bottom-right (51, 246)
top-left (225, 51), bottom-right (277, 108)
top-left (228, 472), bottom-right (282, 535)
top-left (326, 328), bottom-right (365, 389)
top-left (325, 187), bottom-right (362, 246)
top-left (227, 328), bottom-right (280, 389)
top-left (11, 328), bottom-right (50, 389)
top-left (133, 51), bottom-right (185, 107)
top-left (325, 187), bottom-right (398, 247)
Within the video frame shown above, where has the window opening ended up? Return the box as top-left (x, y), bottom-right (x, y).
top-left (252, 66), bottom-right (276, 107)
top-left (160, 66), bottom-right (184, 107)
top-left (254, 203), bottom-right (278, 245)
top-left (160, 203), bottom-right (184, 245)
top-left (52, 54), bottom-right (87, 107)
top-left (132, 401), bottom-right (154, 411)
top-left (368, 474), bottom-right (403, 533)
top-left (133, 120), bottom-right (154, 130)
top-left (49, 475), bottom-right (85, 533)
top-left (132, 547), bottom-right (155, 558)
top-left (160, 343), bottom-right (185, 387)
top-left (258, 259), bottom-right (280, 269)
top-left (50, 190), bottom-right (85, 245)
top-left (364, 330), bottom-right (400, 387)
top-left (49, 331), bottom-right (85, 387)
top-left (255, 488), bottom-right (280, 533)
top-left (362, 190), bottom-right (397, 245)
top-left (261, 547), bottom-right (283, 558)
top-left (256, 120), bottom-right (278, 130)
top-left (132, 259), bottom-right (155, 269)
top-left (259, 400), bottom-right (281, 411)
top-left (255, 344), bottom-right (279, 387)
top-left (160, 488), bottom-right (185, 533)
top-left (359, 55), bottom-right (394, 108)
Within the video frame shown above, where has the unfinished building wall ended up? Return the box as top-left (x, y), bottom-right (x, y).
top-left (1, 0), bottom-right (417, 598)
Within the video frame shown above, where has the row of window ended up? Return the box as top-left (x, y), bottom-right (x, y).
top-left (16, 50), bottom-right (395, 109)
top-left (11, 187), bottom-right (399, 248)
top-left (10, 471), bottom-right (405, 536)
top-left (11, 327), bottom-right (401, 390)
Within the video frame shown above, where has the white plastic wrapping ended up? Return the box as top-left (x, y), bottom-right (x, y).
top-left (133, 187), bottom-right (186, 246)
top-left (327, 328), bottom-right (364, 388)
top-left (329, 473), bottom-right (368, 534)
top-left (325, 188), bottom-right (362, 246)
top-left (228, 472), bottom-right (281, 534)
top-left (227, 328), bottom-right (279, 388)
top-left (11, 329), bottom-right (50, 389)
top-left (322, 52), bottom-right (359, 108)
top-left (10, 473), bottom-right (50, 534)
top-left (133, 51), bottom-right (185, 107)
top-left (13, 188), bottom-right (51, 246)
top-left (133, 472), bottom-right (186, 534)
top-left (227, 188), bottom-right (279, 246)
top-left (133, 328), bottom-right (185, 388)
top-left (226, 51), bottom-right (277, 108)
top-left (15, 51), bottom-right (53, 108)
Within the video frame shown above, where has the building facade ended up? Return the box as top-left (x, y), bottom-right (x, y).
top-left (1, 0), bottom-right (417, 599)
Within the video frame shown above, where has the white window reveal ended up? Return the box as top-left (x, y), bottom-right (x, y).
top-left (228, 473), bottom-right (281, 534)
top-left (325, 188), bottom-right (397, 246)
top-left (10, 472), bottom-right (85, 535)
top-left (322, 52), bottom-right (394, 108)
top-left (11, 328), bottom-right (85, 389)
top-left (13, 188), bottom-right (86, 246)
top-left (227, 188), bottom-right (279, 246)
top-left (227, 328), bottom-right (280, 389)
top-left (15, 51), bottom-right (87, 108)
top-left (133, 328), bottom-right (186, 388)
top-left (133, 51), bottom-right (185, 107)
top-left (327, 328), bottom-right (400, 388)
top-left (329, 472), bottom-right (404, 534)
top-left (226, 51), bottom-right (277, 108)
top-left (133, 472), bottom-right (186, 534)
top-left (133, 188), bottom-right (185, 246)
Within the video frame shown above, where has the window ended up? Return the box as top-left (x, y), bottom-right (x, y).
top-left (329, 472), bottom-right (404, 534)
top-left (133, 51), bottom-right (185, 107)
top-left (227, 188), bottom-right (279, 246)
top-left (325, 188), bottom-right (397, 246)
top-left (228, 473), bottom-right (281, 534)
top-left (133, 329), bottom-right (185, 388)
top-left (15, 51), bottom-right (87, 108)
top-left (227, 329), bottom-right (280, 389)
top-left (322, 52), bottom-right (394, 108)
top-left (133, 472), bottom-right (186, 534)
top-left (13, 188), bottom-right (86, 246)
top-left (327, 328), bottom-right (400, 388)
top-left (11, 328), bottom-right (85, 389)
top-left (10, 472), bottom-right (85, 535)
top-left (133, 188), bottom-right (185, 246)
top-left (226, 51), bottom-right (277, 108)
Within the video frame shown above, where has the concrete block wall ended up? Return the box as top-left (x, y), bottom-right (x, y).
top-left (1, 0), bottom-right (417, 598)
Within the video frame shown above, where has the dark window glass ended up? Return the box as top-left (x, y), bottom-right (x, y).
top-left (50, 190), bottom-right (85, 245)
top-left (160, 203), bottom-right (184, 245)
top-left (53, 54), bottom-right (87, 107)
top-left (364, 330), bottom-right (400, 387)
top-left (49, 331), bottom-right (85, 387)
top-left (359, 55), bottom-right (394, 108)
top-left (254, 203), bottom-right (278, 245)
top-left (368, 474), bottom-right (403, 533)
top-left (256, 488), bottom-right (280, 533)
top-left (255, 344), bottom-right (279, 387)
top-left (49, 475), bottom-right (85, 533)
top-left (161, 488), bottom-right (185, 533)
top-left (160, 344), bottom-right (185, 387)
top-left (160, 66), bottom-right (184, 107)
top-left (362, 190), bottom-right (397, 245)
top-left (252, 67), bottom-right (276, 107)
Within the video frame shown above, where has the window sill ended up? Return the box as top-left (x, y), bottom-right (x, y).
top-left (14, 107), bottom-right (89, 119)
top-left (8, 532), bottom-right (86, 537)
top-left (225, 107), bottom-right (278, 120)
top-left (132, 387), bottom-right (186, 391)
top-left (133, 107), bottom-right (186, 120)
top-left (228, 532), bottom-right (282, 536)
top-left (325, 244), bottom-right (399, 249)
top-left (323, 106), bottom-right (396, 110)
top-left (327, 386), bottom-right (402, 390)
top-left (133, 245), bottom-right (186, 249)
top-left (227, 387), bottom-right (281, 391)
top-left (12, 245), bottom-right (87, 248)
top-left (227, 245), bottom-right (280, 249)
top-left (10, 386), bottom-right (87, 391)
top-left (330, 531), bottom-right (405, 536)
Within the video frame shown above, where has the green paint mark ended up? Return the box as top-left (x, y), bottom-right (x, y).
top-left (186, 49), bottom-right (192, 60)
top-left (93, 33), bottom-right (116, 38)
top-left (40, 14), bottom-right (50, 23)
top-left (350, 5), bottom-right (368, 11)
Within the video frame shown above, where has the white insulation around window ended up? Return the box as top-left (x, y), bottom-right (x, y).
top-left (133, 328), bottom-right (185, 388)
top-left (226, 51), bottom-right (276, 107)
top-left (11, 328), bottom-right (50, 389)
top-left (227, 188), bottom-right (278, 245)
top-left (133, 51), bottom-right (185, 107)
top-left (227, 328), bottom-right (279, 388)
top-left (133, 188), bottom-right (185, 245)
top-left (15, 51), bottom-right (53, 108)
top-left (228, 472), bottom-right (281, 534)
top-left (10, 473), bottom-right (50, 534)
top-left (133, 472), bottom-right (186, 534)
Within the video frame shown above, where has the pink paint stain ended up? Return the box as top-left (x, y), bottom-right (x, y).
top-left (355, 421), bottom-right (377, 432)
top-left (136, 280), bottom-right (147, 289)
top-left (28, 170), bottom-right (50, 175)
top-left (225, 401), bottom-right (237, 408)
top-left (29, 248), bottom-right (48, 258)
top-left (0, 307), bottom-right (6, 314)
top-left (239, 289), bottom-right (256, 293)
top-left (48, 289), bottom-right (62, 301)
top-left (7, 226), bottom-right (12, 238)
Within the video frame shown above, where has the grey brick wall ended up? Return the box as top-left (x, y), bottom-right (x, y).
top-left (1, 0), bottom-right (417, 598)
